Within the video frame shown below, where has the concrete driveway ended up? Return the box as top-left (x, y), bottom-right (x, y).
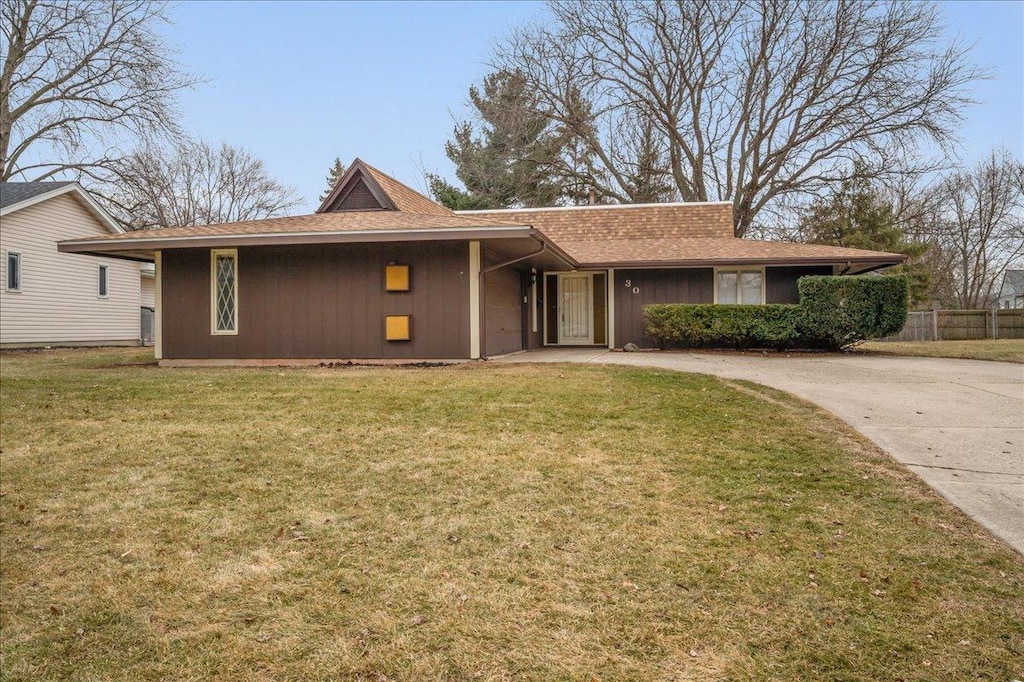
top-left (498, 349), bottom-right (1024, 554)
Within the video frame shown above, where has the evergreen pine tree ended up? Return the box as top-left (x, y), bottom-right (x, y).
top-left (320, 158), bottom-right (347, 202)
top-left (434, 70), bottom-right (575, 208)
top-left (799, 170), bottom-right (932, 305)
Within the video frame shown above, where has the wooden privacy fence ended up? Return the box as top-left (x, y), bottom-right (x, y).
top-left (880, 309), bottom-right (1024, 342)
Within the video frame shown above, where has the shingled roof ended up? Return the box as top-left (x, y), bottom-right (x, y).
top-left (1, 181), bottom-right (74, 209)
top-left (57, 158), bottom-right (905, 271)
top-left (317, 158), bottom-right (452, 216)
top-left (553, 236), bottom-right (904, 268)
top-left (361, 161), bottom-right (452, 216)
top-left (59, 209), bottom-right (524, 243)
top-left (459, 202), bottom-right (902, 267)
top-left (459, 202), bottom-right (734, 241)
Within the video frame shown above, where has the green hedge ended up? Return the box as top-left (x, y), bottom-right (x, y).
top-left (645, 304), bottom-right (805, 350)
top-left (644, 275), bottom-right (908, 351)
top-left (797, 275), bottom-right (908, 349)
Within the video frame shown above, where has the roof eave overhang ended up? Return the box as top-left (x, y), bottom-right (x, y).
top-left (528, 230), bottom-right (577, 268)
top-left (57, 225), bottom-right (548, 259)
top-left (575, 256), bottom-right (906, 271)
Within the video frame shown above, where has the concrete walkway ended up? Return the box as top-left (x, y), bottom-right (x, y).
top-left (498, 349), bottom-right (1024, 554)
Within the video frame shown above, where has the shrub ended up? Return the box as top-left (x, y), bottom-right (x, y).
top-left (645, 304), bottom-right (804, 350)
top-left (798, 275), bottom-right (908, 350)
top-left (643, 275), bottom-right (908, 351)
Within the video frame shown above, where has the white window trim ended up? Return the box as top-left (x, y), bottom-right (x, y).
top-left (5, 251), bottom-right (21, 292)
top-left (97, 264), bottom-right (109, 298)
top-left (210, 248), bottom-right (239, 335)
top-left (713, 266), bottom-right (766, 305)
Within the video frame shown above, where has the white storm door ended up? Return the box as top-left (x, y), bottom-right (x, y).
top-left (558, 274), bottom-right (593, 345)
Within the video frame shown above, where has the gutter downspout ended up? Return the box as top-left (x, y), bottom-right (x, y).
top-left (478, 238), bottom-right (549, 360)
top-left (839, 261), bottom-right (853, 275)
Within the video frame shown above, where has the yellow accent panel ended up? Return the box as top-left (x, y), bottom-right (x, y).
top-left (385, 315), bottom-right (411, 341)
top-left (385, 264), bottom-right (410, 291)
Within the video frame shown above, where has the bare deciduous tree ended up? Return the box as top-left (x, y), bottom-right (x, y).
top-left (1, 0), bottom-right (196, 181)
top-left (106, 139), bottom-right (301, 230)
top-left (491, 0), bottom-right (982, 235)
top-left (923, 150), bottom-right (1024, 309)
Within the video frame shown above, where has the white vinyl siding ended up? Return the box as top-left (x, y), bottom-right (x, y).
top-left (140, 272), bottom-right (156, 308)
top-left (0, 193), bottom-right (140, 345)
top-left (5, 252), bottom-right (21, 291)
top-left (98, 265), bottom-right (109, 297)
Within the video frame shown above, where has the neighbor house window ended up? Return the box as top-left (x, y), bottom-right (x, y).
top-left (716, 268), bottom-right (763, 305)
top-left (6, 252), bottom-right (21, 292)
top-left (211, 249), bottom-right (238, 334)
top-left (98, 265), bottom-right (109, 297)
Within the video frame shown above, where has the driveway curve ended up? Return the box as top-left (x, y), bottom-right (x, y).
top-left (498, 349), bottom-right (1024, 554)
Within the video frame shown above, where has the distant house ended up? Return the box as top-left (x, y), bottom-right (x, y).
top-left (0, 182), bottom-right (145, 348)
top-left (140, 262), bottom-right (156, 345)
top-left (59, 158), bottom-right (906, 364)
top-left (998, 270), bottom-right (1023, 309)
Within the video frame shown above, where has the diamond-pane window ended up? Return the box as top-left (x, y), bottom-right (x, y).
top-left (211, 250), bottom-right (237, 333)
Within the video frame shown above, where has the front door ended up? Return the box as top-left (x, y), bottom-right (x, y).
top-left (558, 274), bottom-right (593, 345)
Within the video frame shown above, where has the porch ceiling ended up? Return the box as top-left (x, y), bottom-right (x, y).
top-left (481, 236), bottom-right (576, 272)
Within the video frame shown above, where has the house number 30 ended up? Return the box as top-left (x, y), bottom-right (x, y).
top-left (624, 279), bottom-right (639, 294)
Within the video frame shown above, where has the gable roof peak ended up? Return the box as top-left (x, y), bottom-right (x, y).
top-left (0, 181), bottom-right (123, 233)
top-left (316, 158), bottom-right (452, 216)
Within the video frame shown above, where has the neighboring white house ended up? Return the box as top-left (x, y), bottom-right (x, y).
top-left (0, 182), bottom-right (144, 348)
top-left (140, 262), bottom-right (156, 345)
top-left (998, 270), bottom-right (1023, 309)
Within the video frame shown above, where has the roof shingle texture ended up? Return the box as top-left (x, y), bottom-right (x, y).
top-left (54, 161), bottom-right (904, 267)
top-left (460, 203), bottom-right (901, 265)
top-left (555, 237), bottom-right (904, 266)
top-left (362, 163), bottom-right (453, 216)
top-left (1, 181), bottom-right (74, 209)
top-left (60, 210), bottom-right (526, 243)
top-left (460, 203), bottom-right (735, 241)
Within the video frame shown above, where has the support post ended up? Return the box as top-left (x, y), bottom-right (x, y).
top-left (154, 251), bottom-right (162, 360)
top-left (607, 268), bottom-right (615, 349)
top-left (469, 241), bottom-right (481, 359)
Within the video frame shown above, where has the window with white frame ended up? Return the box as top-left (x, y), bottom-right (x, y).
top-left (6, 252), bottom-right (21, 292)
top-left (716, 268), bottom-right (764, 304)
top-left (98, 265), bottom-right (109, 297)
top-left (211, 249), bottom-right (238, 334)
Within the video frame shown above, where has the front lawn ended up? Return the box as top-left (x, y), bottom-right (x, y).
top-left (859, 339), bottom-right (1024, 363)
top-left (1, 349), bottom-right (1021, 681)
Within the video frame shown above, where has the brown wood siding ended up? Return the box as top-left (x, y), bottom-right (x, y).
top-left (613, 269), bottom-right (713, 348)
top-left (483, 266), bottom-right (524, 357)
top-left (765, 266), bottom-right (833, 303)
top-left (335, 178), bottom-right (383, 211)
top-left (593, 273), bottom-right (607, 345)
top-left (161, 242), bottom-right (469, 359)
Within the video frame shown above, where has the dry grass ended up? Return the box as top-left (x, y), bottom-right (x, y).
top-left (859, 339), bottom-right (1024, 363)
top-left (1, 348), bottom-right (1022, 681)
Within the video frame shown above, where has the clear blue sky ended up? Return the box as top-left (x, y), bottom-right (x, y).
top-left (162, 0), bottom-right (1024, 213)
